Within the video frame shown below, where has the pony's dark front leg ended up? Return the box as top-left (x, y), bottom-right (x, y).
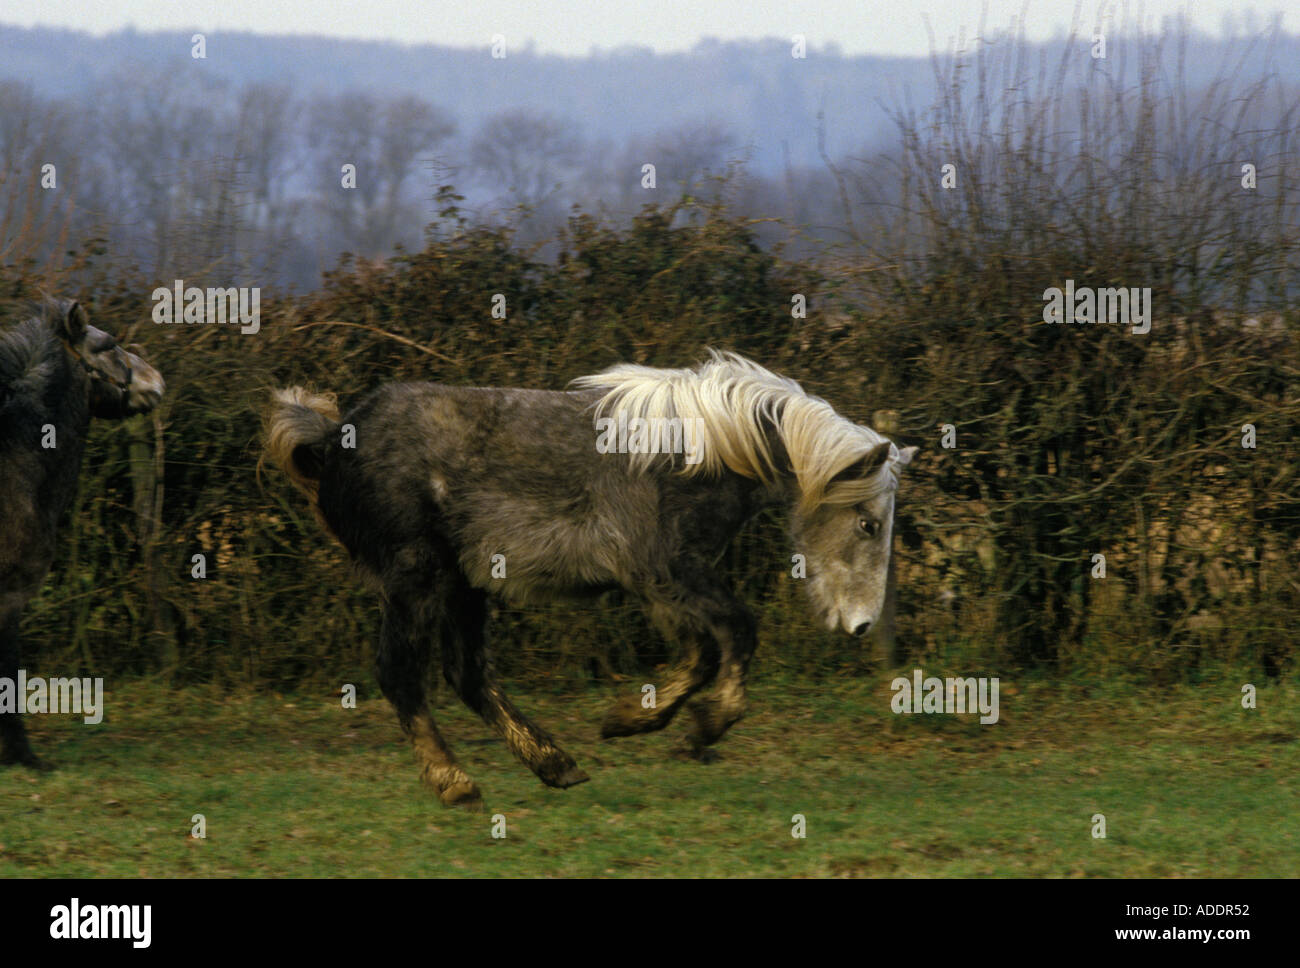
top-left (685, 601), bottom-right (758, 754)
top-left (377, 594), bottom-right (480, 807)
top-left (600, 576), bottom-right (723, 739)
top-left (440, 581), bottom-right (589, 790)
top-left (0, 602), bottom-right (40, 768)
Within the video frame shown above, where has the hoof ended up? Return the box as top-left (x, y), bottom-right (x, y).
top-left (552, 765), bottom-right (590, 789)
top-left (538, 753), bottom-right (590, 788)
top-left (1, 749), bottom-right (49, 771)
top-left (686, 702), bottom-right (741, 751)
top-left (422, 764), bottom-right (482, 808)
top-left (438, 781), bottom-right (483, 808)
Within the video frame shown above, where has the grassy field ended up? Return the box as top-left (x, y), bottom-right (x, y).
top-left (1, 674), bottom-right (1297, 877)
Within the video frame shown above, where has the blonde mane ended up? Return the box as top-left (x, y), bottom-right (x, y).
top-left (571, 350), bottom-right (904, 512)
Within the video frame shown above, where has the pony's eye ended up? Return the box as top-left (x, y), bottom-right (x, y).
top-left (857, 517), bottom-right (878, 538)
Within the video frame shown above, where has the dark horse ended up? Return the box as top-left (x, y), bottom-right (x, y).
top-left (0, 298), bottom-right (165, 767)
top-left (265, 351), bottom-right (915, 805)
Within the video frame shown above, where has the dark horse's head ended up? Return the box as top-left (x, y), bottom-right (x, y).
top-left (44, 297), bottom-right (165, 418)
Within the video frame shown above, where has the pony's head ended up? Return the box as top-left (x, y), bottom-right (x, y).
top-left (789, 438), bottom-right (916, 636)
top-left (49, 299), bottom-right (165, 418)
top-left (573, 349), bottom-right (918, 637)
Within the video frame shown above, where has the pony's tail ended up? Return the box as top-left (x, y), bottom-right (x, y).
top-left (262, 387), bottom-right (341, 506)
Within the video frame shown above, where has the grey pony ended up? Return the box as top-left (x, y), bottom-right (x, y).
top-left (264, 350), bottom-right (915, 805)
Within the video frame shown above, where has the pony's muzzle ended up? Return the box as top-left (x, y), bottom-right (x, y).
top-left (850, 620), bottom-right (872, 637)
top-left (127, 364), bottom-right (165, 413)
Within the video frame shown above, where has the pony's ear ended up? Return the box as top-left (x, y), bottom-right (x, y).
top-left (832, 441), bottom-right (892, 483)
top-left (58, 300), bottom-right (89, 344)
top-left (895, 445), bottom-right (919, 467)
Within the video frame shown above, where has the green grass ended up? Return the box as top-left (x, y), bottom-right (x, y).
top-left (2, 675), bottom-right (1297, 877)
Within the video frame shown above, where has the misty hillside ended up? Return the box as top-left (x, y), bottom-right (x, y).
top-left (1, 21), bottom-right (1298, 288)
top-left (4, 22), bottom-right (1298, 173)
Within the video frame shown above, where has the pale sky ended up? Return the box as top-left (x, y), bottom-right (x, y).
top-left (0, 0), bottom-right (1289, 57)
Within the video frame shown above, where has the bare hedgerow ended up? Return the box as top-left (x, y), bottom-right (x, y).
top-left (821, 19), bottom-right (1300, 673)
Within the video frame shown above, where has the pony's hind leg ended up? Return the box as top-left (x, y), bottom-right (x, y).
top-left (0, 601), bottom-right (40, 768)
top-left (377, 591), bottom-right (480, 807)
top-left (440, 579), bottom-right (589, 790)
